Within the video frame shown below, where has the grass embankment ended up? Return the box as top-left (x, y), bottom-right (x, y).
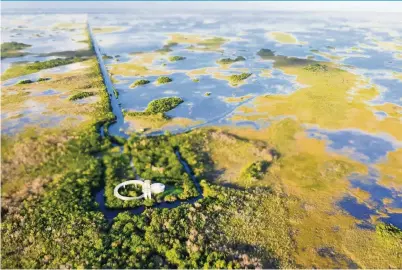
top-left (1, 41), bottom-right (31, 59)
top-left (1, 57), bottom-right (87, 81)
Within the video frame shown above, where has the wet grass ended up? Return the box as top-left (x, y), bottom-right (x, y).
top-left (377, 148), bottom-right (402, 190)
top-left (1, 57), bottom-right (88, 80)
top-left (247, 52), bottom-right (402, 141)
top-left (222, 119), bottom-right (402, 268)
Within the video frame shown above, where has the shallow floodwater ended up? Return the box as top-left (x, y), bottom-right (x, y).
top-left (89, 11), bottom-right (402, 227)
top-left (2, 11), bottom-right (402, 228)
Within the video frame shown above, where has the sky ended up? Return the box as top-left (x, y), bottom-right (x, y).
top-left (2, 1), bottom-right (402, 13)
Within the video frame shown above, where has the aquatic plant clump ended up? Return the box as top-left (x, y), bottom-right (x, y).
top-left (130, 79), bottom-right (150, 88)
top-left (156, 41), bottom-right (178, 53)
top-left (1, 41), bottom-right (31, 59)
top-left (125, 97), bottom-right (183, 119)
top-left (102, 54), bottom-right (113, 60)
top-left (257, 48), bottom-right (275, 58)
top-left (68, 91), bottom-right (95, 101)
top-left (37, 77), bottom-right (50, 82)
top-left (156, 76), bottom-right (173, 85)
top-left (168, 55), bottom-right (186, 62)
top-left (217, 56), bottom-right (246, 65)
top-left (229, 73), bottom-right (252, 84)
top-left (17, 79), bottom-right (34, 85)
top-left (146, 97), bottom-right (184, 114)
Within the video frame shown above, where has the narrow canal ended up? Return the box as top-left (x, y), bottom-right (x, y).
top-left (88, 22), bottom-right (203, 221)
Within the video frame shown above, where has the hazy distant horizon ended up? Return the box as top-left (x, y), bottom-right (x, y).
top-left (2, 1), bottom-right (402, 13)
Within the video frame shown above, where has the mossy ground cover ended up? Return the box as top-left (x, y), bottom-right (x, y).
top-left (243, 50), bottom-right (402, 141)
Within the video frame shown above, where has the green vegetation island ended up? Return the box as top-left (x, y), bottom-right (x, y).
top-left (169, 55), bottom-right (186, 62)
top-left (125, 97), bottom-right (183, 118)
top-left (130, 79), bottom-right (150, 88)
top-left (1, 41), bottom-right (31, 59)
top-left (229, 72), bottom-right (252, 85)
top-left (156, 76), bottom-right (173, 85)
top-left (217, 56), bottom-right (245, 65)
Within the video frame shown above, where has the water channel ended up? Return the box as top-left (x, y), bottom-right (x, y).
top-left (88, 22), bottom-right (204, 221)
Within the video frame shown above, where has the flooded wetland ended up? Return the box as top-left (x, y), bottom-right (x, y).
top-left (1, 7), bottom-right (402, 269)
